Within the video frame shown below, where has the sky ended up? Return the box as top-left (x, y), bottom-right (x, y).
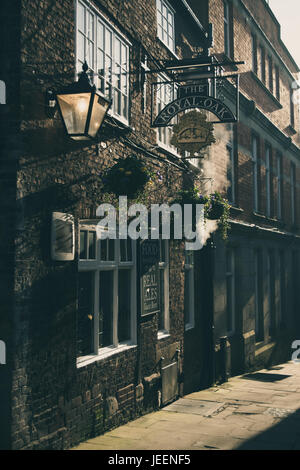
top-left (268, 0), bottom-right (300, 68)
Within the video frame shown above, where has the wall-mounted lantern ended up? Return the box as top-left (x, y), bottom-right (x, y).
top-left (54, 61), bottom-right (111, 141)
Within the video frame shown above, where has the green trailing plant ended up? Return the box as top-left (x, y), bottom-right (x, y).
top-left (174, 188), bottom-right (231, 240)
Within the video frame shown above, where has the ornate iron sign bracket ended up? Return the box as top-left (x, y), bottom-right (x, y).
top-left (151, 73), bottom-right (240, 127)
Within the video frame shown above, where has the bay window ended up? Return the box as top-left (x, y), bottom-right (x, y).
top-left (76, 0), bottom-right (130, 123)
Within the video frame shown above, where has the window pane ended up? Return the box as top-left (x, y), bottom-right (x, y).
top-left (97, 20), bottom-right (104, 48)
top-left (120, 239), bottom-right (127, 262)
top-left (118, 269), bottom-right (131, 342)
top-left (100, 239), bottom-right (107, 261)
top-left (99, 271), bottom-right (113, 347)
top-left (77, 2), bottom-right (85, 32)
top-left (108, 239), bottom-right (115, 261)
top-left (77, 272), bottom-right (93, 356)
top-left (127, 239), bottom-right (132, 261)
top-left (80, 230), bottom-right (87, 259)
top-left (105, 29), bottom-right (112, 56)
top-left (88, 231), bottom-right (96, 259)
top-left (78, 32), bottom-right (85, 63)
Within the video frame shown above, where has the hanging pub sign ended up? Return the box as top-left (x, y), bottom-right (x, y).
top-left (153, 92), bottom-right (236, 127)
top-left (140, 239), bottom-right (160, 317)
top-left (170, 110), bottom-right (215, 156)
top-left (151, 72), bottom-right (240, 127)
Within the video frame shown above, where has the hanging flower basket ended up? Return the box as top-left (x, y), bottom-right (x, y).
top-left (102, 156), bottom-right (152, 198)
top-left (173, 188), bottom-right (231, 240)
top-left (206, 200), bottom-right (226, 220)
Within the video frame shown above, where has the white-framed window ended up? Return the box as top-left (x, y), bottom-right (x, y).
top-left (158, 240), bottom-right (170, 338)
top-left (252, 134), bottom-right (259, 212)
top-left (277, 153), bottom-right (282, 220)
top-left (77, 222), bottom-right (137, 366)
top-left (76, 0), bottom-right (130, 123)
top-left (226, 248), bottom-right (235, 335)
top-left (184, 250), bottom-right (195, 331)
top-left (291, 162), bottom-right (296, 225)
top-left (156, 0), bottom-right (175, 53)
top-left (265, 144), bottom-right (271, 218)
top-left (156, 75), bottom-right (178, 153)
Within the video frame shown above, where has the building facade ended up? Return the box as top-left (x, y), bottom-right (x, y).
top-left (0, 0), bottom-right (300, 450)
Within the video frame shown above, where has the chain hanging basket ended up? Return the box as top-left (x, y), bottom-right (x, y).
top-left (103, 156), bottom-right (151, 198)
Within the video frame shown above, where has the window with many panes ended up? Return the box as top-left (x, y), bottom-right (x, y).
top-left (158, 240), bottom-right (170, 337)
top-left (77, 223), bottom-right (136, 365)
top-left (76, 0), bottom-right (130, 123)
top-left (157, 76), bottom-right (178, 153)
top-left (156, 0), bottom-right (175, 53)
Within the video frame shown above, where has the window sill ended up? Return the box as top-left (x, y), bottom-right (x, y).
top-left (104, 111), bottom-right (132, 130)
top-left (156, 142), bottom-right (181, 159)
top-left (250, 71), bottom-right (282, 109)
top-left (185, 324), bottom-right (195, 332)
top-left (158, 330), bottom-right (170, 340)
top-left (156, 37), bottom-right (179, 60)
top-left (230, 205), bottom-right (244, 214)
top-left (252, 211), bottom-right (280, 224)
top-left (287, 124), bottom-right (297, 135)
top-left (76, 343), bottom-right (137, 369)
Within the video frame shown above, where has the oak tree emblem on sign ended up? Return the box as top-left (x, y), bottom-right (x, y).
top-left (170, 110), bottom-right (215, 156)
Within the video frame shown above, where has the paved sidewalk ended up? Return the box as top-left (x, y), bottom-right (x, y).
top-left (73, 361), bottom-right (300, 450)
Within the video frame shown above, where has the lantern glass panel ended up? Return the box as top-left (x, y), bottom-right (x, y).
top-left (57, 92), bottom-right (91, 137)
top-left (88, 93), bottom-right (110, 138)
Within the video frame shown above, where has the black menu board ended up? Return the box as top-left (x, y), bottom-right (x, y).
top-left (140, 239), bottom-right (160, 317)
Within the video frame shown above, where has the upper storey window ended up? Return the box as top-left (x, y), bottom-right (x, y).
top-left (156, 0), bottom-right (175, 53)
top-left (76, 0), bottom-right (130, 123)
